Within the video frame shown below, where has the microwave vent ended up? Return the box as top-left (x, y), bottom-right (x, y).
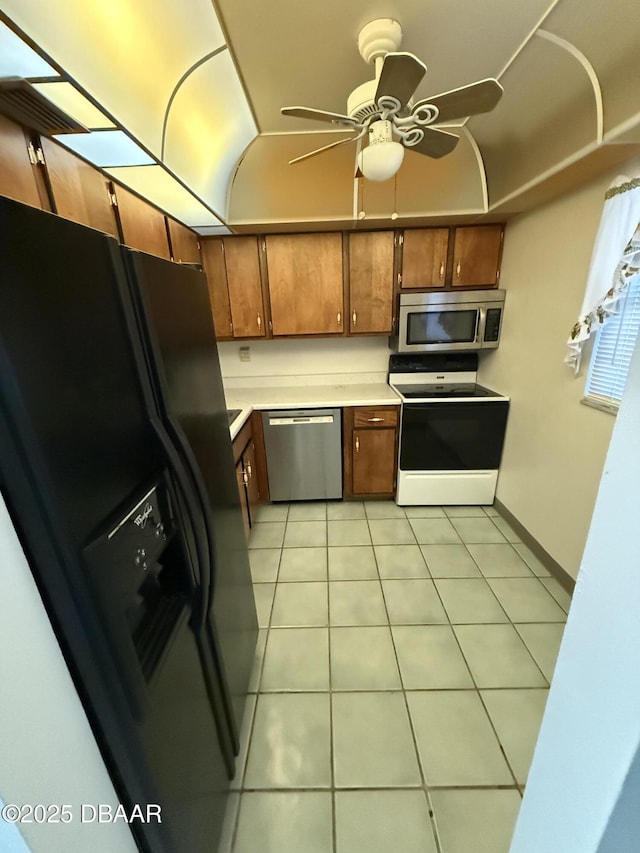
top-left (0, 78), bottom-right (88, 135)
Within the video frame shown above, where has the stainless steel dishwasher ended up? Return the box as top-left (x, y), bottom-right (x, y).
top-left (262, 409), bottom-right (342, 501)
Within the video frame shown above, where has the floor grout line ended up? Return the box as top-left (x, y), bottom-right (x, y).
top-left (233, 501), bottom-right (568, 852)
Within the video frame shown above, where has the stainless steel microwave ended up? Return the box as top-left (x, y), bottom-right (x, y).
top-left (391, 289), bottom-right (506, 353)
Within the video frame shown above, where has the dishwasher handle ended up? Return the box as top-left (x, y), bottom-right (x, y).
top-left (268, 414), bottom-right (335, 426)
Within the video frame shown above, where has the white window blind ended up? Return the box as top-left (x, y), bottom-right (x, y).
top-left (585, 275), bottom-right (640, 409)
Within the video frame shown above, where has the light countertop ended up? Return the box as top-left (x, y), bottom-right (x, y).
top-left (226, 382), bottom-right (400, 440)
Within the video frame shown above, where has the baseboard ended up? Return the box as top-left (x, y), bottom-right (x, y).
top-left (494, 499), bottom-right (576, 593)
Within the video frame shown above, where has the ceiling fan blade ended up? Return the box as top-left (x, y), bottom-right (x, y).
top-left (289, 134), bottom-right (357, 165)
top-left (406, 127), bottom-right (460, 159)
top-left (413, 79), bottom-right (503, 124)
top-left (281, 106), bottom-right (359, 128)
top-left (375, 52), bottom-right (427, 108)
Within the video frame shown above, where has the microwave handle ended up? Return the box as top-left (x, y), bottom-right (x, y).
top-left (477, 307), bottom-right (487, 343)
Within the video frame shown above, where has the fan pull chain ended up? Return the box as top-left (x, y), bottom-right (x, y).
top-left (391, 172), bottom-right (398, 221)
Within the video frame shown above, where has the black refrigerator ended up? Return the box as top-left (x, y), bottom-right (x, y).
top-left (0, 196), bottom-right (258, 852)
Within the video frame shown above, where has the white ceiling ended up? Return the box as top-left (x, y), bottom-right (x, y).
top-left (1, 0), bottom-right (640, 230)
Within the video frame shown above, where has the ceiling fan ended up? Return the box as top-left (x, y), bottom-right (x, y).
top-left (281, 18), bottom-right (503, 181)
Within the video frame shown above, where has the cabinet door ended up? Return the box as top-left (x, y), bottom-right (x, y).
top-left (167, 218), bottom-right (200, 264)
top-left (348, 231), bottom-right (395, 334)
top-left (352, 428), bottom-right (397, 496)
top-left (0, 115), bottom-right (48, 209)
top-left (235, 460), bottom-right (251, 539)
top-left (451, 225), bottom-right (503, 288)
top-left (113, 184), bottom-right (171, 259)
top-left (40, 137), bottom-right (118, 236)
top-left (266, 233), bottom-right (344, 336)
top-left (201, 238), bottom-right (233, 340)
top-left (401, 228), bottom-right (449, 289)
top-left (224, 237), bottom-right (266, 338)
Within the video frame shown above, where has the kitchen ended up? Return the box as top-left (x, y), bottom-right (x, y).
top-left (1, 2), bottom-right (640, 853)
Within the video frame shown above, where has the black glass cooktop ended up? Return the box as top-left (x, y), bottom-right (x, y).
top-left (395, 383), bottom-right (503, 399)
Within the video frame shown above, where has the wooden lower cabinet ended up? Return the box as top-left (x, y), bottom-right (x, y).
top-left (343, 406), bottom-right (400, 498)
top-left (232, 412), bottom-right (268, 538)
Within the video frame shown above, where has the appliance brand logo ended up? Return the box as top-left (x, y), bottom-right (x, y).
top-left (133, 503), bottom-right (154, 529)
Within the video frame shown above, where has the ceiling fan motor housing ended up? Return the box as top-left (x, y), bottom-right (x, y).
top-left (346, 79), bottom-right (380, 123)
top-left (357, 18), bottom-right (403, 64)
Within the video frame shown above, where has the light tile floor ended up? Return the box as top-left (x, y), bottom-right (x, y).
top-left (218, 501), bottom-right (570, 853)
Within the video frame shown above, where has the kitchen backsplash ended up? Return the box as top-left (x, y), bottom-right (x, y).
top-left (218, 337), bottom-right (392, 386)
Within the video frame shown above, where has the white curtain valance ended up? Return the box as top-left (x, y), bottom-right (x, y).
top-left (566, 175), bottom-right (640, 372)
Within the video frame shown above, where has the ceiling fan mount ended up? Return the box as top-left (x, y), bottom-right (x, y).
top-left (281, 17), bottom-right (504, 181)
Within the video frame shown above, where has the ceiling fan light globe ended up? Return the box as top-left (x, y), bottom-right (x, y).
top-left (357, 140), bottom-right (404, 182)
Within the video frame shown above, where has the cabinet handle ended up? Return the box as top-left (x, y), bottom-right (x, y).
top-left (355, 435), bottom-right (360, 453)
top-left (352, 310), bottom-right (357, 327)
top-left (367, 417), bottom-right (383, 422)
top-left (257, 313), bottom-right (262, 330)
top-left (456, 261), bottom-right (461, 279)
top-left (247, 462), bottom-right (252, 478)
top-left (242, 468), bottom-right (248, 485)
top-left (439, 262), bottom-right (445, 279)
top-left (337, 312), bottom-right (341, 326)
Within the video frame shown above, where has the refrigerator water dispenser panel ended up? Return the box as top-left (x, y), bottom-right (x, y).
top-left (82, 480), bottom-right (191, 710)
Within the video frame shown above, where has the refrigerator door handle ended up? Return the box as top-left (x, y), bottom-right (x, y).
top-left (158, 415), bottom-right (241, 751)
top-left (163, 415), bottom-right (220, 621)
top-left (150, 420), bottom-right (210, 629)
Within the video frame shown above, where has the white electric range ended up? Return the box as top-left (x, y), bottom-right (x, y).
top-left (388, 353), bottom-right (510, 505)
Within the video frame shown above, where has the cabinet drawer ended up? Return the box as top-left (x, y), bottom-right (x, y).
top-left (352, 406), bottom-right (399, 428)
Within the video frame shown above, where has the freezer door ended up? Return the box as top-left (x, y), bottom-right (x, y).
top-left (0, 196), bottom-right (159, 550)
top-left (124, 250), bottom-right (258, 739)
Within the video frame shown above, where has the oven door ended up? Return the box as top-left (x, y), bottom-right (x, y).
top-left (399, 401), bottom-right (509, 471)
top-left (397, 302), bottom-right (485, 352)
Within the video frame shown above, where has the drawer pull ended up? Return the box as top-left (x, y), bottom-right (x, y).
top-left (367, 417), bottom-right (383, 422)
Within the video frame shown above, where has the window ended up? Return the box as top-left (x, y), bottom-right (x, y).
top-left (584, 274), bottom-right (640, 411)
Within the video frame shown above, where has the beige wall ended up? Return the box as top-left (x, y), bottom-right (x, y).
top-left (478, 155), bottom-right (640, 579)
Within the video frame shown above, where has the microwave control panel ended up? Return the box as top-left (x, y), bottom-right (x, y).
top-left (484, 308), bottom-right (502, 343)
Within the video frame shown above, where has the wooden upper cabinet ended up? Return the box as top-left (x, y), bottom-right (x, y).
top-left (266, 233), bottom-right (344, 336)
top-left (201, 238), bottom-right (233, 341)
top-left (112, 184), bottom-right (171, 259)
top-left (224, 237), bottom-right (266, 338)
top-left (167, 218), bottom-right (201, 264)
top-left (348, 231), bottom-right (395, 334)
top-left (39, 138), bottom-right (118, 236)
top-left (400, 227), bottom-right (449, 289)
top-left (451, 225), bottom-right (503, 288)
top-left (0, 115), bottom-right (49, 209)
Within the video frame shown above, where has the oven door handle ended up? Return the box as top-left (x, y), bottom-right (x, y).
top-left (476, 307), bottom-right (487, 344)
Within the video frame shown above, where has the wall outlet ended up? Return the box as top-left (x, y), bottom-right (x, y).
top-left (239, 346), bottom-right (251, 362)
